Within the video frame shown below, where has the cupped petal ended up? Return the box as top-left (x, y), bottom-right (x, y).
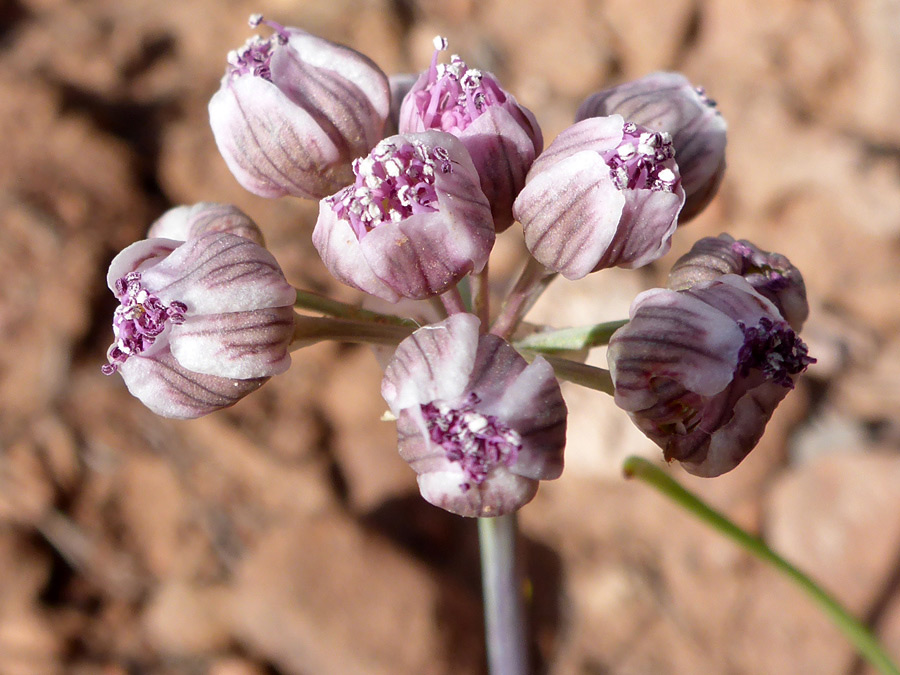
top-left (600, 186), bottom-right (682, 269)
top-left (381, 313), bottom-right (481, 413)
top-left (273, 30), bottom-right (390, 156)
top-left (526, 115), bottom-right (625, 179)
top-left (311, 201), bottom-right (400, 302)
top-left (209, 76), bottom-right (348, 199)
top-left (683, 275), bottom-right (781, 326)
top-left (459, 106), bottom-right (540, 232)
top-left (417, 469), bottom-right (539, 518)
top-left (168, 306), bottom-right (294, 379)
top-left (140, 233), bottom-right (295, 314)
top-left (608, 287), bottom-right (746, 411)
top-left (668, 235), bottom-right (809, 331)
top-left (359, 207), bottom-right (491, 300)
top-left (517, 151), bottom-right (625, 280)
top-left (675, 380), bottom-right (789, 477)
top-left (481, 356), bottom-right (566, 481)
top-left (106, 238), bottom-right (181, 291)
top-left (148, 202), bottom-right (265, 245)
top-left (118, 347), bottom-right (267, 419)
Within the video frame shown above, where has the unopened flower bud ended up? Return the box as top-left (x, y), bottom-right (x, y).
top-left (608, 276), bottom-right (814, 477)
top-left (313, 131), bottom-right (494, 302)
top-left (147, 202), bottom-right (265, 245)
top-left (514, 115), bottom-right (685, 279)
top-left (576, 72), bottom-right (726, 222)
top-left (381, 314), bottom-right (567, 517)
top-left (209, 15), bottom-right (390, 199)
top-left (103, 231), bottom-right (296, 419)
top-left (399, 37), bottom-right (543, 232)
top-left (668, 234), bottom-right (809, 330)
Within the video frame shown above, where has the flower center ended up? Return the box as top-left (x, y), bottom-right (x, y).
top-left (326, 138), bottom-right (452, 239)
top-left (102, 272), bottom-right (187, 375)
top-left (602, 122), bottom-right (678, 192)
top-left (411, 36), bottom-right (506, 133)
top-left (735, 317), bottom-right (815, 388)
top-left (421, 393), bottom-right (522, 491)
top-left (225, 14), bottom-right (289, 81)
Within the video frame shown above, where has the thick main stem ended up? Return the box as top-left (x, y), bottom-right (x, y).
top-left (478, 514), bottom-right (529, 675)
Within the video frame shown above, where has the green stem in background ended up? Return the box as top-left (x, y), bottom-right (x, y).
top-left (491, 256), bottom-right (557, 340)
top-left (479, 514), bottom-right (529, 675)
top-left (532, 355), bottom-right (615, 395)
top-left (290, 313), bottom-right (414, 350)
top-left (294, 289), bottom-right (417, 327)
top-left (622, 456), bottom-right (900, 675)
top-left (513, 319), bottom-right (629, 353)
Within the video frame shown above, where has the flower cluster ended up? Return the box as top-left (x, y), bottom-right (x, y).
top-left (102, 15), bottom-right (813, 516)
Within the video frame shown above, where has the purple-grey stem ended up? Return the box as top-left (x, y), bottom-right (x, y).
top-left (472, 262), bottom-right (491, 328)
top-left (441, 285), bottom-right (469, 315)
top-left (490, 256), bottom-right (556, 340)
top-left (290, 314), bottom-right (413, 350)
top-left (479, 513), bottom-right (529, 675)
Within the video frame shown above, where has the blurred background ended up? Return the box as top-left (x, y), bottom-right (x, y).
top-left (1, 0), bottom-right (899, 672)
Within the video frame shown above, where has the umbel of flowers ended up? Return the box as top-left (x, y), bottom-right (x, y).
top-left (103, 15), bottom-right (814, 517)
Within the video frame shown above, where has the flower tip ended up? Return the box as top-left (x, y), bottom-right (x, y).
top-left (248, 13), bottom-right (263, 28)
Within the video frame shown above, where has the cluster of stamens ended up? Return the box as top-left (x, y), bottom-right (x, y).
top-left (602, 122), bottom-right (678, 192)
top-left (102, 273), bottom-right (187, 375)
top-left (327, 139), bottom-right (452, 239)
top-left (415, 36), bottom-right (504, 133)
top-left (225, 15), bottom-right (288, 81)
top-left (735, 317), bottom-right (815, 387)
top-left (421, 393), bottom-right (522, 491)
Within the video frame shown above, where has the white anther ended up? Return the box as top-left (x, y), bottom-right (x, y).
top-left (248, 13), bottom-right (263, 28)
top-left (433, 35), bottom-right (449, 51)
top-left (617, 143), bottom-right (636, 159)
top-left (384, 158), bottom-right (402, 177)
top-left (657, 168), bottom-right (676, 183)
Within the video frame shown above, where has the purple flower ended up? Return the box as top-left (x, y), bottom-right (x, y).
top-left (312, 130), bottom-right (494, 302)
top-left (399, 38), bottom-right (543, 232)
top-left (607, 276), bottom-right (814, 477)
top-left (103, 227), bottom-right (296, 419)
top-left (514, 115), bottom-right (685, 279)
top-left (381, 314), bottom-right (567, 517)
top-left (209, 14), bottom-right (390, 199)
top-left (667, 234), bottom-right (809, 330)
top-left (576, 72), bottom-right (727, 222)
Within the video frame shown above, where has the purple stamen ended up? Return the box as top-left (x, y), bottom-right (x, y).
top-left (735, 317), bottom-right (815, 387)
top-left (102, 272), bottom-right (187, 375)
top-left (226, 14), bottom-right (290, 81)
top-left (421, 393), bottom-right (522, 491)
top-left (601, 122), bottom-right (677, 192)
top-left (412, 38), bottom-right (506, 133)
top-left (326, 139), bottom-right (451, 239)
